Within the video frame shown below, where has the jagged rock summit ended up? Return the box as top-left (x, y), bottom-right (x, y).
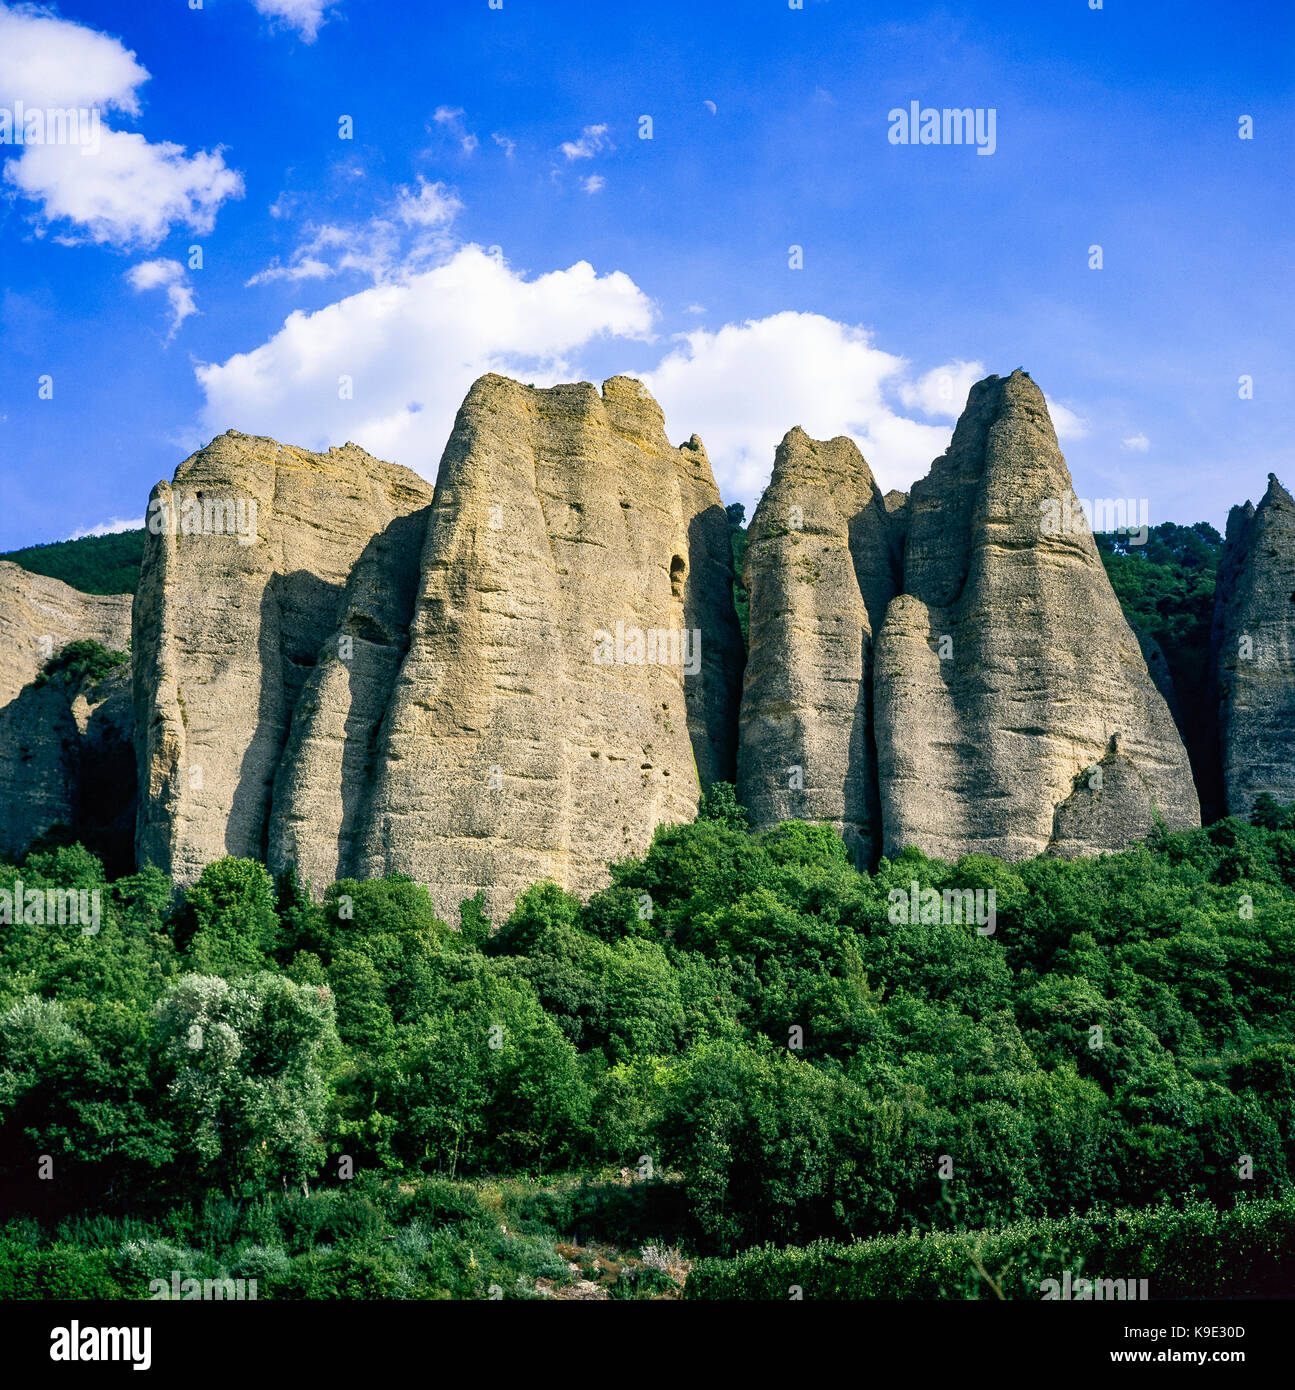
top-left (353, 374), bottom-right (743, 919)
top-left (1211, 473), bottom-right (1295, 816)
top-left (873, 369), bottom-right (1200, 859)
top-left (13, 364), bottom-right (1278, 919)
top-left (132, 431), bottom-right (435, 885)
top-left (733, 370), bottom-right (1201, 868)
top-left (132, 377), bottom-right (742, 920)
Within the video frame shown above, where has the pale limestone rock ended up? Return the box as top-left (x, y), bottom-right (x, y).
top-left (1211, 474), bottom-right (1295, 815)
top-left (0, 562), bottom-right (132, 857)
top-left (873, 371), bottom-right (1199, 861)
top-left (267, 506), bottom-right (431, 893)
top-left (357, 375), bottom-right (742, 921)
top-left (737, 429), bottom-right (899, 864)
top-left (0, 561), bottom-right (131, 705)
top-left (132, 433), bottom-right (433, 883)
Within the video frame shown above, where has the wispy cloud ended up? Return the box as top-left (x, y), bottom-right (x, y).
top-left (560, 123), bottom-right (613, 160)
top-left (432, 105), bottom-right (478, 153)
top-left (250, 0), bottom-right (331, 42)
top-left (247, 176), bottom-right (461, 285)
top-left (67, 515), bottom-right (143, 539)
top-left (126, 258), bottom-right (197, 338)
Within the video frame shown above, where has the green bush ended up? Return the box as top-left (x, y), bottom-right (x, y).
top-left (685, 1194), bottom-right (1295, 1300)
top-left (0, 1241), bottom-right (127, 1299)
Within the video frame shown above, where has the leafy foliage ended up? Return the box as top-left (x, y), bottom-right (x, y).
top-left (685, 1193), bottom-right (1295, 1299)
top-left (3, 791), bottom-right (1294, 1292)
top-left (1096, 521), bottom-right (1224, 814)
top-left (1, 529), bottom-right (145, 596)
top-left (33, 639), bottom-right (128, 692)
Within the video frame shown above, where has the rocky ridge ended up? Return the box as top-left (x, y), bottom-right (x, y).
top-left (5, 367), bottom-right (1287, 923)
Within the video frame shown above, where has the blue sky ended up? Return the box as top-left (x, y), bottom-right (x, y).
top-left (1, 0), bottom-right (1291, 550)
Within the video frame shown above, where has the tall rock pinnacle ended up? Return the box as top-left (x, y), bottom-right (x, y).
top-left (354, 375), bottom-right (742, 919)
top-left (1211, 473), bottom-right (1295, 816)
top-left (737, 428), bottom-right (901, 865)
top-left (873, 370), bottom-right (1199, 859)
top-left (133, 432), bottom-right (434, 884)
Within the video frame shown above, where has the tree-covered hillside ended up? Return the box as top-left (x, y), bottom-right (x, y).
top-left (1096, 522), bottom-right (1225, 817)
top-left (0, 529), bottom-right (145, 595)
top-left (2, 788), bottom-right (1292, 1298)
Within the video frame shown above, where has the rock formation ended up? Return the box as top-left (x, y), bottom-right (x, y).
top-left (1211, 474), bottom-right (1295, 816)
top-left (871, 370), bottom-right (1199, 860)
top-left (737, 428), bottom-right (900, 864)
top-left (355, 375), bottom-right (743, 919)
top-left (6, 364), bottom-right (1254, 910)
top-left (0, 562), bottom-right (133, 860)
top-left (132, 432), bottom-right (434, 884)
top-left (129, 378), bottom-right (742, 919)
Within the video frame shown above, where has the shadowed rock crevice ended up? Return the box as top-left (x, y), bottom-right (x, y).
top-left (268, 506), bottom-right (432, 892)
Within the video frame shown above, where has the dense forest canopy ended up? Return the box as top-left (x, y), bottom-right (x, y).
top-left (1, 529), bottom-right (145, 596)
top-left (2, 787), bottom-right (1293, 1298)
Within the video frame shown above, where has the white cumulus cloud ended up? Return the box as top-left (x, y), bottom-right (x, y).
top-left (197, 245), bottom-right (656, 473)
top-left (0, 3), bottom-right (146, 110)
top-left (11, 129), bottom-right (242, 248)
top-left (1045, 397), bottom-right (1089, 442)
top-left (1122, 431), bottom-right (1151, 452)
top-left (0, 3), bottom-right (243, 248)
top-left (641, 312), bottom-right (959, 505)
top-left (897, 359), bottom-right (986, 419)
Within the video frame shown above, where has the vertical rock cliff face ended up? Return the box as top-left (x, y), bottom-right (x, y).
top-left (133, 433), bottom-right (433, 884)
top-left (872, 370), bottom-right (1199, 860)
top-left (356, 375), bottom-right (742, 921)
top-left (266, 506), bottom-right (432, 893)
top-left (737, 429), bottom-right (900, 865)
top-left (0, 563), bottom-right (133, 860)
top-left (1212, 475), bottom-right (1295, 816)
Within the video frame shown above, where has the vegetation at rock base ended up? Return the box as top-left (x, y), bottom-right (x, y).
top-left (2, 792), bottom-right (1293, 1298)
top-left (726, 503), bottom-right (749, 645)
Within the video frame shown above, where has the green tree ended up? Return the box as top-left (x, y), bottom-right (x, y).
top-left (180, 859), bottom-right (280, 975)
